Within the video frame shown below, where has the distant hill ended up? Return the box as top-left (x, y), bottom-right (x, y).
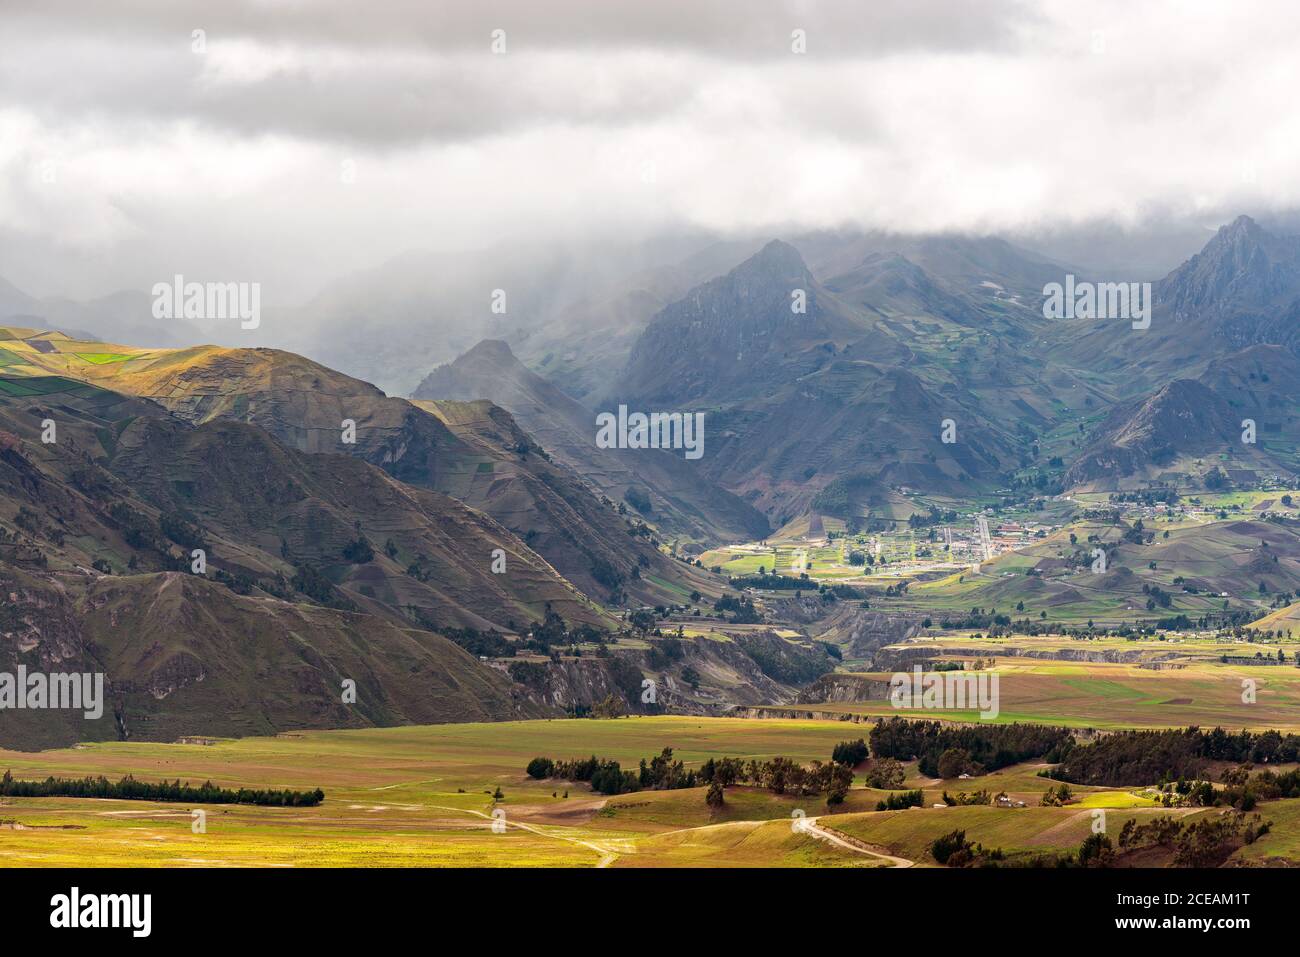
top-left (0, 360), bottom-right (582, 748)
top-left (1065, 347), bottom-right (1300, 490)
top-left (0, 334), bottom-right (713, 606)
top-left (0, 566), bottom-right (546, 750)
top-left (414, 339), bottom-right (769, 545)
top-left (1160, 215), bottom-right (1300, 349)
top-left (413, 397), bottom-right (723, 605)
top-left (612, 241), bottom-right (1035, 521)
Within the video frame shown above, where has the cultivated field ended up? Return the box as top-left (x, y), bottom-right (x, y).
top-left (778, 634), bottom-right (1300, 731)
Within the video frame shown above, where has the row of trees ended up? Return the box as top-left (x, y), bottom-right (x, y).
top-left (930, 812), bottom-right (1268, 869)
top-left (869, 717), bottom-right (1072, 778)
top-left (1116, 812), bottom-right (1270, 867)
top-left (0, 770), bottom-right (324, 807)
top-left (876, 789), bottom-right (923, 811)
top-left (1047, 726), bottom-right (1300, 787)
top-left (748, 757), bottom-right (854, 804)
top-left (526, 748), bottom-right (701, 796)
top-left (831, 738), bottom-right (868, 766)
top-left (930, 829), bottom-right (1004, 866)
top-left (727, 573), bottom-right (809, 590)
top-left (1218, 764), bottom-right (1300, 810)
top-left (528, 739), bottom-right (870, 805)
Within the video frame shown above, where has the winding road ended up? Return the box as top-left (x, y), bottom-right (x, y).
top-left (430, 803), bottom-right (621, 867)
top-left (801, 817), bottom-right (915, 867)
top-left (429, 802), bottom-right (916, 869)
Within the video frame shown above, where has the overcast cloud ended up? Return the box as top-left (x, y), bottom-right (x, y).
top-left (2, 0), bottom-right (1299, 301)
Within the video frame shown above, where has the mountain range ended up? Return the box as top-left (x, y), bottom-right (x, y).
top-left (482, 215), bottom-right (1300, 521)
top-left (5, 213), bottom-right (1300, 748)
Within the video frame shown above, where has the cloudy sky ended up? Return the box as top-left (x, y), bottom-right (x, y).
top-left (3, 0), bottom-right (1299, 302)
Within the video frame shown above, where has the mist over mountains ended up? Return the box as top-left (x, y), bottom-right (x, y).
top-left (3, 210), bottom-right (1300, 749)
top-left (8, 211), bottom-right (1300, 524)
top-left (0, 218), bottom-right (1245, 397)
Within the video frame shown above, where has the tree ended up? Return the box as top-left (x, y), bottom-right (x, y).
top-left (864, 757), bottom-right (905, 789)
top-left (341, 536), bottom-right (374, 563)
top-left (1040, 783), bottom-right (1073, 806)
top-left (1077, 833), bottom-right (1115, 867)
top-left (706, 780), bottom-right (725, 810)
top-left (831, 738), bottom-right (868, 767)
top-left (629, 609), bottom-right (656, 637)
top-left (532, 605), bottom-right (568, 646)
top-left (937, 748), bottom-right (972, 780)
top-left (623, 486), bottom-right (652, 514)
top-left (930, 829), bottom-right (972, 865)
top-left (825, 764), bottom-right (853, 805)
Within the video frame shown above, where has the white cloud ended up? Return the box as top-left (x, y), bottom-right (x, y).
top-left (1, 0), bottom-right (1299, 300)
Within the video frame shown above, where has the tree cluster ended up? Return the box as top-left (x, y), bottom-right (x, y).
top-left (0, 770), bottom-right (323, 807)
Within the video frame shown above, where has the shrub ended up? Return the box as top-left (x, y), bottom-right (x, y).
top-left (526, 757), bottom-right (554, 779)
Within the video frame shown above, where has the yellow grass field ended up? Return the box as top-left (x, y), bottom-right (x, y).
top-left (1, 712), bottom-right (1296, 867)
top-left (0, 717), bottom-right (875, 867)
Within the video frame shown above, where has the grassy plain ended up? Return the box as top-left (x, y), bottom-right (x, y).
top-left (0, 712), bottom-right (1295, 867)
top-left (0, 717), bottom-right (866, 867)
top-left (767, 638), bottom-right (1300, 731)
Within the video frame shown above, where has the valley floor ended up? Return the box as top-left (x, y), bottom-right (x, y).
top-left (1, 716), bottom-right (1295, 868)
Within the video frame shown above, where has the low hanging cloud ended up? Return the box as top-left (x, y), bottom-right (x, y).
top-left (2, 0), bottom-right (1299, 301)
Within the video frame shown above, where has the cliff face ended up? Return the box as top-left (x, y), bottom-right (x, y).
top-left (505, 631), bottom-right (835, 717)
top-left (764, 597), bottom-right (921, 661)
top-left (796, 673), bottom-right (893, 705)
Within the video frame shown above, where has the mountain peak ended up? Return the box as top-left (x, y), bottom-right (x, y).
top-left (740, 239), bottom-right (811, 281)
top-left (1221, 213), bottom-right (1263, 237)
top-left (413, 338), bottom-right (541, 406)
top-left (757, 237), bottom-right (801, 257)
top-left (1158, 214), bottom-right (1300, 329)
top-left (1199, 214), bottom-right (1292, 261)
top-left (1203, 214), bottom-right (1271, 255)
top-left (463, 338), bottom-right (521, 364)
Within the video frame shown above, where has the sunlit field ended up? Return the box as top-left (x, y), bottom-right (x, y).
top-left (2, 712), bottom-right (1294, 868)
top-left (757, 637), bottom-right (1300, 731)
